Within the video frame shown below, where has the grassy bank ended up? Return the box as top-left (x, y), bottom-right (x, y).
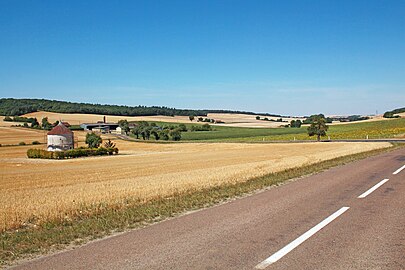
top-left (1, 143), bottom-right (403, 267)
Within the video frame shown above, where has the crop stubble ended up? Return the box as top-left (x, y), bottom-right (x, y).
top-left (0, 140), bottom-right (390, 231)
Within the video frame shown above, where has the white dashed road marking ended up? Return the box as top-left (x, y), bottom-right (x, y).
top-left (393, 165), bottom-right (405, 175)
top-left (358, 179), bottom-right (389, 199)
top-left (255, 207), bottom-right (350, 269)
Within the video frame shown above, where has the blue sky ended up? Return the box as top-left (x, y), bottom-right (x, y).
top-left (0, 0), bottom-right (404, 115)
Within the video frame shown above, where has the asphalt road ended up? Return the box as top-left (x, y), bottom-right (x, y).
top-left (13, 148), bottom-right (405, 270)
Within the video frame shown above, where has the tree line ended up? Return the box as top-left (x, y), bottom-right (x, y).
top-left (0, 98), bottom-right (286, 118)
top-left (0, 98), bottom-right (208, 117)
top-left (118, 120), bottom-right (213, 141)
top-left (383, 107), bottom-right (404, 118)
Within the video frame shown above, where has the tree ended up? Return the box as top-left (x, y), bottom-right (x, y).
top-left (290, 119), bottom-right (302, 128)
top-left (307, 116), bottom-right (329, 141)
top-left (86, 132), bottom-right (102, 148)
top-left (151, 130), bottom-right (160, 140)
top-left (132, 126), bottom-right (141, 139)
top-left (41, 117), bottom-right (52, 130)
top-left (159, 129), bottom-right (170, 140)
top-left (178, 123), bottom-right (187, 132)
top-left (189, 115), bottom-right (195, 121)
top-left (304, 114), bottom-right (325, 124)
top-left (169, 129), bottom-right (182, 141)
top-left (256, 116), bottom-right (260, 120)
top-left (118, 119), bottom-right (130, 135)
top-left (31, 118), bottom-right (39, 128)
top-left (140, 127), bottom-right (151, 140)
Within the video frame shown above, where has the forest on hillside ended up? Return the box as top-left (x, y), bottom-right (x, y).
top-left (0, 98), bottom-right (284, 117)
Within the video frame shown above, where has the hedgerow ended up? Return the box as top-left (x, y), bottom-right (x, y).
top-left (27, 147), bottom-right (119, 159)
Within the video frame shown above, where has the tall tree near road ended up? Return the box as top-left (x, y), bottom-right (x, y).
top-left (307, 116), bottom-right (329, 141)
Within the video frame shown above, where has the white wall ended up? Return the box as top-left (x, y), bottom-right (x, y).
top-left (47, 134), bottom-right (74, 151)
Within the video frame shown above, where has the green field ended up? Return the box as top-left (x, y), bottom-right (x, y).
top-left (179, 118), bottom-right (405, 142)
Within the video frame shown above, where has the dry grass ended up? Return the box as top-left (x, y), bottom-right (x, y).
top-left (0, 137), bottom-right (390, 231)
top-left (22, 111), bottom-right (199, 125)
top-left (0, 127), bottom-right (46, 145)
top-left (0, 117), bottom-right (27, 127)
top-left (19, 111), bottom-right (395, 129)
top-left (21, 111), bottom-right (305, 128)
top-left (0, 126), bottom-right (89, 146)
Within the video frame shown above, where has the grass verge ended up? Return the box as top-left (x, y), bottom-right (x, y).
top-left (1, 143), bottom-right (403, 267)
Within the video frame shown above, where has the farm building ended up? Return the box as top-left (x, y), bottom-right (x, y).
top-left (80, 123), bottom-right (119, 132)
top-left (47, 122), bottom-right (74, 151)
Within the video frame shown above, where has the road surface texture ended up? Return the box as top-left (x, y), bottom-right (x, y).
top-left (13, 148), bottom-right (405, 270)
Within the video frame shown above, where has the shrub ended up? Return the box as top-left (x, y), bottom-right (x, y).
top-left (27, 147), bottom-right (119, 159)
top-left (32, 141), bottom-right (41, 145)
top-left (190, 124), bottom-right (212, 132)
top-left (19, 142), bottom-right (26, 145)
top-left (103, 139), bottom-right (116, 148)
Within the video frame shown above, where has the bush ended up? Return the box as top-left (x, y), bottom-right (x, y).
top-left (18, 142), bottom-right (26, 145)
top-left (27, 147), bottom-right (119, 159)
top-left (190, 124), bottom-right (212, 132)
top-left (32, 141), bottom-right (41, 145)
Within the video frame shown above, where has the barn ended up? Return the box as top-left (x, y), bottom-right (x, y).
top-left (47, 122), bottom-right (74, 151)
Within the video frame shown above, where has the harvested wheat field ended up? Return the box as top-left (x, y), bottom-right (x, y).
top-left (0, 139), bottom-right (390, 231)
top-left (207, 113), bottom-right (304, 128)
top-left (22, 111), bottom-right (303, 128)
top-left (0, 126), bottom-right (88, 146)
top-left (0, 127), bottom-right (47, 145)
top-left (22, 111), bottom-right (200, 125)
top-left (0, 117), bottom-right (27, 127)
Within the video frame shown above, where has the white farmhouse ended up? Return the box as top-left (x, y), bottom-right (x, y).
top-left (47, 122), bottom-right (74, 151)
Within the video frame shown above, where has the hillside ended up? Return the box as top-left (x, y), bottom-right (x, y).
top-left (383, 107), bottom-right (405, 118)
top-left (0, 98), bottom-right (284, 118)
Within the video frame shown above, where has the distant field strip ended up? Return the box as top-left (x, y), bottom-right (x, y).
top-left (0, 141), bottom-right (390, 231)
top-left (202, 118), bottom-right (405, 142)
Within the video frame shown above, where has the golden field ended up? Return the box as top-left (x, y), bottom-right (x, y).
top-left (0, 127), bottom-right (47, 145)
top-left (19, 111), bottom-right (395, 128)
top-left (0, 129), bottom-right (391, 231)
top-left (21, 111), bottom-right (303, 128)
top-left (0, 126), bottom-right (88, 146)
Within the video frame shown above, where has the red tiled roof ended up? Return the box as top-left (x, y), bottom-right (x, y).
top-left (47, 123), bottom-right (73, 135)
